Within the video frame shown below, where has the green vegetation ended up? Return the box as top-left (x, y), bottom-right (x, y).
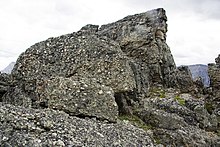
top-left (154, 138), bottom-right (161, 144)
top-left (217, 130), bottom-right (220, 137)
top-left (159, 91), bottom-right (166, 98)
top-left (174, 95), bottom-right (185, 106)
top-left (118, 115), bottom-right (152, 131)
top-left (205, 103), bottom-right (214, 114)
top-left (149, 87), bottom-right (166, 98)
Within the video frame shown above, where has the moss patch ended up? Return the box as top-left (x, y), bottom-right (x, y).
top-left (205, 103), bottom-right (214, 114)
top-left (159, 91), bottom-right (166, 98)
top-left (174, 96), bottom-right (185, 106)
top-left (149, 87), bottom-right (166, 98)
top-left (119, 115), bottom-right (152, 131)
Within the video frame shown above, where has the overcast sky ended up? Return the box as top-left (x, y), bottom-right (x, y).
top-left (0, 0), bottom-right (220, 70)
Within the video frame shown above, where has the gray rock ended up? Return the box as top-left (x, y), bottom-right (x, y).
top-left (98, 8), bottom-right (176, 95)
top-left (35, 76), bottom-right (118, 122)
top-left (215, 54), bottom-right (220, 65)
top-left (0, 103), bottom-right (154, 146)
top-left (5, 25), bottom-right (136, 116)
top-left (169, 66), bottom-right (196, 93)
top-left (136, 88), bottom-right (220, 146)
top-left (153, 126), bottom-right (220, 146)
top-left (11, 32), bottom-right (135, 93)
top-left (0, 73), bottom-right (11, 101)
top-left (207, 54), bottom-right (220, 131)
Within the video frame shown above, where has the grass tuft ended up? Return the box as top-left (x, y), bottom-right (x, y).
top-left (119, 115), bottom-right (152, 131)
top-left (174, 96), bottom-right (185, 106)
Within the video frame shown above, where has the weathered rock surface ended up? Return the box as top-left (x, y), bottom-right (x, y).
top-left (136, 88), bottom-right (220, 146)
top-left (1, 8), bottom-right (219, 146)
top-left (11, 33), bottom-right (135, 93)
top-left (98, 8), bottom-right (176, 95)
top-left (0, 103), bottom-right (153, 146)
top-left (5, 25), bottom-right (136, 119)
top-left (35, 76), bottom-right (118, 122)
top-left (4, 8), bottom-right (196, 113)
top-left (207, 54), bottom-right (220, 132)
top-left (0, 73), bottom-right (10, 101)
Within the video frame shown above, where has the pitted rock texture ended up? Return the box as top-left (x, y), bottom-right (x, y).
top-left (11, 32), bottom-right (135, 92)
top-left (6, 25), bottom-right (136, 118)
top-left (98, 8), bottom-right (176, 95)
top-left (135, 88), bottom-right (220, 146)
top-left (35, 76), bottom-right (118, 122)
top-left (0, 103), bottom-right (154, 146)
top-left (207, 54), bottom-right (220, 131)
top-left (0, 73), bottom-right (10, 101)
top-left (5, 8), bottom-right (195, 111)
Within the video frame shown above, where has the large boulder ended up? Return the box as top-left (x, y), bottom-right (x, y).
top-left (98, 8), bottom-right (196, 95)
top-left (98, 8), bottom-right (176, 95)
top-left (3, 8), bottom-right (198, 118)
top-left (4, 26), bottom-right (136, 118)
top-left (11, 31), bottom-right (135, 93)
top-left (4, 8), bottom-right (182, 115)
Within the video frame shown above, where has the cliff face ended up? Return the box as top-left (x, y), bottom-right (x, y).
top-left (207, 55), bottom-right (220, 129)
top-left (0, 8), bottom-right (219, 146)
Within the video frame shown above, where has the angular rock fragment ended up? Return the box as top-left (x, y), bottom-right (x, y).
top-left (36, 76), bottom-right (118, 122)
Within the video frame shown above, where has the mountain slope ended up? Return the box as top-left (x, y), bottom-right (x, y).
top-left (1, 62), bottom-right (15, 74)
top-left (188, 64), bottom-right (210, 87)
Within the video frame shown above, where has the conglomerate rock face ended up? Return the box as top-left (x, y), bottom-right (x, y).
top-left (5, 8), bottom-right (194, 112)
top-left (0, 73), bottom-right (10, 101)
top-left (35, 76), bottom-right (118, 122)
top-left (98, 8), bottom-right (177, 95)
top-left (0, 8), bottom-right (219, 146)
top-left (0, 103), bottom-right (153, 146)
top-left (207, 54), bottom-right (220, 131)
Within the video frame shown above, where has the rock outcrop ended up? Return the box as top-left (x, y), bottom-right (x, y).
top-left (0, 8), bottom-right (219, 146)
top-left (0, 73), bottom-right (10, 101)
top-left (0, 103), bottom-right (153, 146)
top-left (136, 88), bottom-right (219, 145)
top-left (207, 54), bottom-right (220, 133)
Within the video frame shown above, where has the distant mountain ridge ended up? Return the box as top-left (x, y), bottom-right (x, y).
top-left (188, 64), bottom-right (210, 87)
top-left (1, 62), bottom-right (15, 74)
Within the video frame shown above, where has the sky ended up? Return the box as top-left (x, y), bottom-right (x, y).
top-left (0, 0), bottom-right (220, 70)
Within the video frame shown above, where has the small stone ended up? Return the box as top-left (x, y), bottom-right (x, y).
top-left (54, 139), bottom-right (65, 146)
top-left (52, 132), bottom-right (57, 137)
top-left (98, 90), bottom-right (104, 95)
top-left (2, 136), bottom-right (8, 141)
